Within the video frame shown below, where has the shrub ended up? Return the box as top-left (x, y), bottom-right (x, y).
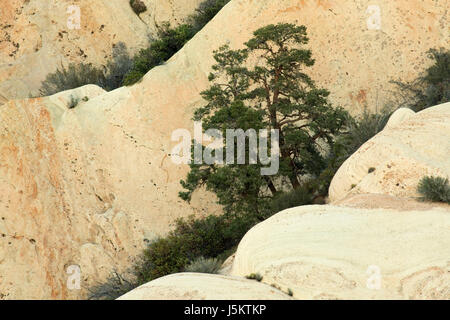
top-left (39, 42), bottom-right (133, 95)
top-left (104, 42), bottom-right (134, 90)
top-left (39, 63), bottom-right (106, 96)
top-left (123, 0), bottom-right (230, 86)
top-left (133, 214), bottom-right (255, 285)
top-left (246, 273), bottom-right (263, 282)
top-left (188, 0), bottom-right (230, 31)
top-left (88, 271), bottom-right (137, 300)
top-left (392, 48), bottom-right (449, 111)
top-left (269, 186), bottom-right (314, 214)
top-left (184, 256), bottom-right (223, 274)
top-left (417, 176), bottom-right (450, 204)
top-left (342, 107), bottom-right (392, 155)
top-left (122, 23), bottom-right (196, 86)
top-left (130, 0), bottom-right (147, 15)
top-left (68, 95), bottom-right (80, 109)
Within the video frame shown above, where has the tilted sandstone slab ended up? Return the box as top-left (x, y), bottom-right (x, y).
top-left (0, 85), bottom-right (220, 299)
top-left (384, 107), bottom-right (415, 130)
top-left (0, 0), bottom-right (201, 101)
top-left (329, 103), bottom-right (450, 202)
top-left (230, 204), bottom-right (450, 299)
top-left (138, 0), bottom-right (205, 35)
top-left (117, 273), bottom-right (293, 300)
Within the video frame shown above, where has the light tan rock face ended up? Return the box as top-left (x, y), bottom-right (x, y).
top-left (1, 0), bottom-right (448, 300)
top-left (117, 273), bottom-right (293, 300)
top-left (0, 85), bottom-right (220, 299)
top-left (0, 0), bottom-right (201, 101)
top-left (384, 107), bottom-right (415, 130)
top-left (230, 204), bottom-right (450, 300)
top-left (180, 0), bottom-right (446, 114)
top-left (329, 103), bottom-right (450, 202)
top-left (138, 0), bottom-right (204, 34)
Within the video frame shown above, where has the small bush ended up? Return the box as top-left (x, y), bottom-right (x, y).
top-left (88, 271), bottom-right (137, 300)
top-left (122, 23), bottom-right (196, 86)
top-left (133, 214), bottom-right (255, 285)
top-left (269, 186), bottom-right (314, 214)
top-left (185, 256), bottom-right (222, 274)
top-left (314, 108), bottom-right (391, 196)
top-left (246, 273), bottom-right (263, 282)
top-left (343, 107), bottom-right (392, 155)
top-left (39, 42), bottom-right (133, 95)
top-left (187, 0), bottom-right (230, 31)
top-left (123, 0), bottom-right (230, 86)
top-left (417, 176), bottom-right (450, 204)
top-left (68, 95), bottom-right (80, 109)
top-left (39, 63), bottom-right (106, 96)
top-left (368, 167), bottom-right (376, 173)
top-left (130, 0), bottom-right (147, 15)
top-left (392, 48), bottom-right (449, 112)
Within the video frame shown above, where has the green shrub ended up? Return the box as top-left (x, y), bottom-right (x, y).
top-left (246, 273), bottom-right (263, 282)
top-left (308, 107), bottom-right (391, 198)
top-left (123, 0), bottom-right (230, 86)
top-left (133, 214), bottom-right (255, 285)
top-left (342, 107), bottom-right (392, 155)
top-left (393, 48), bottom-right (449, 112)
top-left (130, 0), bottom-right (147, 15)
top-left (39, 42), bottom-right (133, 96)
top-left (185, 256), bottom-right (223, 274)
top-left (417, 176), bottom-right (450, 204)
top-left (104, 42), bottom-right (134, 90)
top-left (269, 186), bottom-right (314, 214)
top-left (68, 95), bottom-right (80, 109)
top-left (39, 63), bottom-right (106, 96)
top-left (122, 23), bottom-right (196, 86)
top-left (187, 0), bottom-right (230, 31)
top-left (88, 271), bottom-right (136, 300)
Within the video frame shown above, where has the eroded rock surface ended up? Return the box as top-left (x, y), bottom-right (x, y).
top-left (230, 204), bottom-right (450, 299)
top-left (117, 273), bottom-right (293, 300)
top-left (0, 85), bottom-right (219, 299)
top-left (329, 103), bottom-right (450, 202)
top-left (0, 0), bottom-right (201, 101)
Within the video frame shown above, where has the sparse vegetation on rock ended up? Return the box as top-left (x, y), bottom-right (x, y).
top-left (417, 176), bottom-right (450, 204)
top-left (88, 271), bottom-right (136, 300)
top-left (123, 0), bottom-right (230, 86)
top-left (246, 273), bottom-right (263, 282)
top-left (185, 256), bottom-right (223, 274)
top-left (130, 0), bottom-right (147, 15)
top-left (39, 42), bottom-right (133, 95)
top-left (68, 95), bottom-right (80, 109)
top-left (39, 63), bottom-right (106, 96)
top-left (393, 48), bottom-right (450, 112)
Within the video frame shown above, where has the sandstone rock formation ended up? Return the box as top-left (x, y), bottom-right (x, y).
top-left (0, 85), bottom-right (220, 299)
top-left (0, 0), bottom-right (448, 299)
top-left (138, 0), bottom-right (205, 35)
top-left (384, 107), bottom-right (415, 129)
top-left (230, 203), bottom-right (450, 299)
top-left (117, 273), bottom-right (293, 300)
top-left (0, 0), bottom-right (201, 101)
top-left (329, 103), bottom-right (450, 202)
